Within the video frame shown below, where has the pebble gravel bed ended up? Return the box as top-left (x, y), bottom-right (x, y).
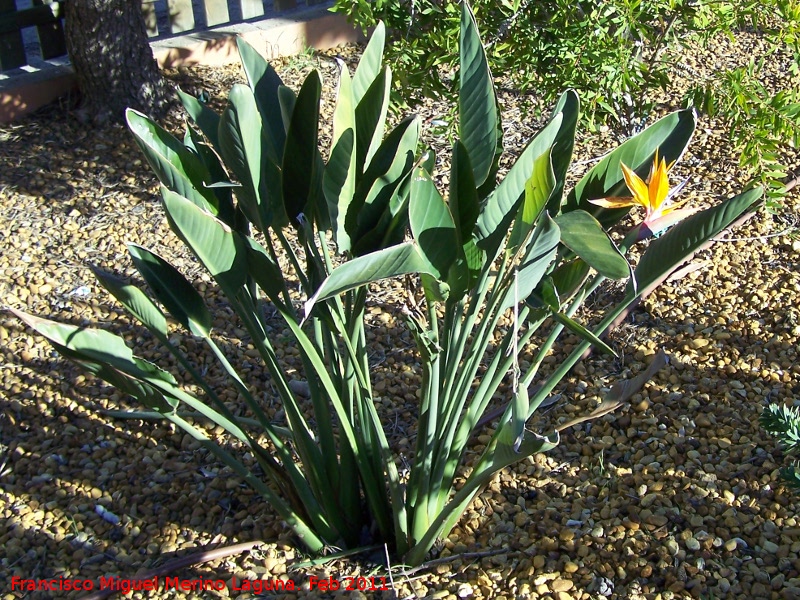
top-left (1, 30), bottom-right (800, 600)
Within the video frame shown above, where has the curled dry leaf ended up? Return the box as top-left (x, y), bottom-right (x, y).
top-left (556, 349), bottom-right (669, 432)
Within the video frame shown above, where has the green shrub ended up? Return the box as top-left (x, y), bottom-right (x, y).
top-left (13, 2), bottom-right (763, 566)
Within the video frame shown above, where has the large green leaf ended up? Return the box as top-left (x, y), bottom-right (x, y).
top-left (160, 188), bottom-right (248, 295)
top-left (183, 124), bottom-right (225, 187)
top-left (458, 2), bottom-right (498, 188)
top-left (349, 179), bottom-right (412, 258)
top-left (508, 147), bottom-right (555, 253)
top-left (523, 150), bottom-right (555, 224)
top-left (126, 109), bottom-right (218, 215)
top-left (449, 140), bottom-right (479, 244)
top-left (462, 238), bottom-right (484, 285)
top-left (409, 167), bottom-right (459, 280)
top-left (352, 21), bottom-right (385, 105)
top-left (183, 125), bottom-right (237, 228)
top-left (218, 84), bottom-right (274, 230)
top-left (182, 125), bottom-right (240, 230)
top-left (630, 187), bottom-right (763, 298)
top-left (237, 38), bottom-right (286, 155)
top-left (475, 113), bottom-right (564, 258)
top-left (283, 71), bottom-right (322, 222)
top-left (325, 129), bottom-right (356, 252)
top-left (127, 244), bottom-right (213, 337)
top-left (556, 210), bottom-right (630, 280)
top-left (324, 63), bottom-right (358, 253)
top-left (277, 85), bottom-right (297, 133)
top-left (91, 267), bottom-right (168, 337)
top-left (10, 308), bottom-right (176, 387)
top-left (546, 90), bottom-right (580, 213)
top-left (548, 258), bottom-right (591, 304)
top-left (500, 213), bottom-right (560, 312)
top-left (354, 66), bottom-right (391, 174)
top-left (305, 242), bottom-right (438, 317)
top-left (449, 140), bottom-right (483, 294)
top-left (245, 237), bottom-right (289, 307)
top-left (566, 109), bottom-right (697, 224)
top-left (178, 88), bottom-right (222, 151)
top-left (446, 140), bottom-right (485, 290)
top-left (351, 116), bottom-right (420, 248)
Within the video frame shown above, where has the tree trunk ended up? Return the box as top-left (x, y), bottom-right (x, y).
top-left (64, 0), bottom-right (172, 123)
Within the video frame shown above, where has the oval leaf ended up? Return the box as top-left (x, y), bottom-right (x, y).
top-left (547, 90), bottom-right (580, 213)
top-left (500, 213), bottom-right (560, 312)
top-left (324, 63), bottom-right (357, 252)
top-left (355, 66), bottom-right (391, 173)
top-left (160, 188), bottom-right (248, 295)
top-left (126, 109), bottom-right (218, 215)
top-left (127, 244), bottom-right (213, 337)
top-left (91, 267), bottom-right (168, 337)
top-left (508, 146), bottom-right (556, 253)
top-left (305, 242), bottom-right (437, 317)
top-left (218, 84), bottom-right (274, 229)
top-left (475, 113), bottom-right (563, 257)
top-left (409, 168), bottom-right (458, 279)
top-left (459, 1), bottom-right (498, 187)
top-left (556, 210), bottom-right (630, 280)
top-left (351, 116), bottom-right (420, 247)
top-left (236, 38), bottom-right (286, 154)
top-left (449, 139), bottom-right (479, 243)
top-left (352, 21), bottom-right (385, 105)
top-left (283, 71), bottom-right (322, 222)
top-left (178, 88), bottom-right (222, 151)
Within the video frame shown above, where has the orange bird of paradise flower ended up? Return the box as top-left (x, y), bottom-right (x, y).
top-left (590, 149), bottom-right (694, 236)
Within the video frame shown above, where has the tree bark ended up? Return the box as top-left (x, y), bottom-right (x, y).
top-left (64, 0), bottom-right (172, 123)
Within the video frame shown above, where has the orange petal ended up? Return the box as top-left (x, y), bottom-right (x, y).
top-left (620, 162), bottom-right (650, 209)
top-left (648, 148), bottom-right (660, 181)
top-left (648, 157), bottom-right (670, 210)
top-left (648, 149), bottom-right (676, 172)
top-left (588, 196), bottom-right (638, 209)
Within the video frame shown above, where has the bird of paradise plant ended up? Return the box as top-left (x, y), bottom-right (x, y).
top-left (11, 1), bottom-right (763, 568)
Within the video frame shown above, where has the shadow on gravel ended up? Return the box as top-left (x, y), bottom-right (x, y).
top-left (1, 332), bottom-right (296, 592)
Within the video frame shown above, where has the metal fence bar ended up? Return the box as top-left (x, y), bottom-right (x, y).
top-left (0, 0), bottom-right (27, 70)
top-left (32, 0), bottom-right (64, 58)
top-left (274, 0), bottom-right (296, 11)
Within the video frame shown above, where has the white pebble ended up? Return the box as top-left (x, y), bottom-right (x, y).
top-left (457, 583), bottom-right (473, 598)
top-left (95, 505), bottom-right (120, 525)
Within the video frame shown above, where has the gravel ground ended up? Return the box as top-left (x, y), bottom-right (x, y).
top-left (1, 30), bottom-right (800, 600)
